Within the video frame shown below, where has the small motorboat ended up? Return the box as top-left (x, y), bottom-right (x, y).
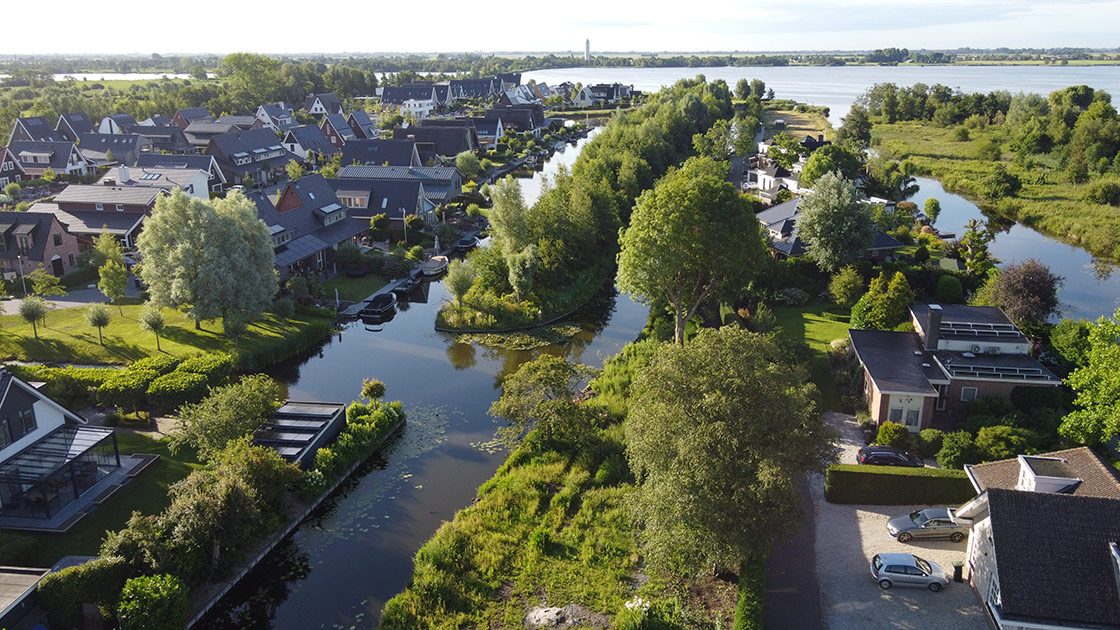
top-left (421, 255), bottom-right (449, 277)
top-left (454, 236), bottom-right (479, 252)
top-left (391, 271), bottom-right (421, 296)
top-left (344, 267), bottom-right (369, 278)
top-left (361, 292), bottom-right (398, 317)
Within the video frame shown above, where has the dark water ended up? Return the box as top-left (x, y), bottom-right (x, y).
top-left (198, 279), bottom-right (649, 629)
top-left (911, 177), bottom-right (1120, 320)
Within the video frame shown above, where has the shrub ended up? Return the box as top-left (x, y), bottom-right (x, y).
top-left (97, 370), bottom-right (159, 411)
top-left (976, 425), bottom-right (1039, 461)
top-left (936, 431), bottom-right (983, 469)
top-left (917, 429), bottom-right (945, 459)
top-left (1082, 179), bottom-right (1120, 206)
top-left (875, 421), bottom-right (914, 452)
top-left (746, 303), bottom-right (776, 333)
top-left (176, 353), bottom-right (234, 387)
top-left (824, 464), bottom-right (974, 504)
top-left (1010, 385), bottom-right (1069, 414)
top-left (118, 574), bottom-right (189, 630)
top-left (733, 562), bottom-right (765, 630)
top-left (773, 287), bottom-right (809, 306)
top-left (849, 293), bottom-right (871, 329)
top-left (934, 275), bottom-right (964, 303)
top-left (829, 266), bottom-right (864, 309)
top-left (128, 355), bottom-right (182, 376)
top-left (286, 275), bottom-right (309, 297)
top-left (337, 243), bottom-right (363, 268)
top-left (147, 371), bottom-right (209, 411)
top-left (38, 556), bottom-right (128, 628)
top-left (913, 245), bottom-right (930, 264)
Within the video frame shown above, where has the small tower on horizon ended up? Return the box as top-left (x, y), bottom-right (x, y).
top-left (585, 39), bottom-right (590, 62)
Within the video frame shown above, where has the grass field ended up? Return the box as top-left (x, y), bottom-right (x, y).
top-left (763, 107), bottom-right (834, 141)
top-left (875, 121), bottom-right (1120, 260)
top-left (0, 300), bottom-right (330, 365)
top-left (321, 273), bottom-right (388, 303)
top-left (774, 303), bottom-right (850, 412)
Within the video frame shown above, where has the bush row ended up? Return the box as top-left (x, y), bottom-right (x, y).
top-left (824, 464), bottom-right (975, 505)
top-left (4, 364), bottom-right (118, 408)
top-left (234, 319), bottom-right (333, 371)
top-left (312, 400), bottom-right (406, 485)
top-left (37, 556), bottom-right (128, 628)
top-left (95, 353), bottom-right (233, 412)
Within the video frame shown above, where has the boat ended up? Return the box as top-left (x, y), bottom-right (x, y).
top-left (421, 255), bottom-right (449, 277)
top-left (391, 271), bottom-right (421, 296)
top-left (361, 292), bottom-right (398, 317)
top-left (454, 235), bottom-right (479, 252)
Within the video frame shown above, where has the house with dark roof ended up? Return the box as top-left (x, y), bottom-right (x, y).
top-left (756, 196), bottom-right (902, 261)
top-left (347, 110), bottom-right (380, 139)
top-left (207, 129), bottom-right (294, 186)
top-left (138, 115), bottom-right (172, 127)
top-left (31, 202), bottom-right (147, 249)
top-left (338, 164), bottom-right (462, 205)
top-left (0, 369), bottom-right (125, 527)
top-left (418, 118), bottom-right (479, 147)
top-left (135, 126), bottom-right (190, 153)
top-left (450, 78), bottom-right (499, 100)
top-left (172, 107), bottom-right (213, 129)
top-left (949, 450), bottom-right (1120, 630)
top-left (496, 73), bottom-right (521, 90)
top-left (381, 85), bottom-right (438, 106)
top-left (0, 212), bottom-right (81, 278)
top-left (0, 147), bottom-right (28, 187)
top-left (255, 102), bottom-right (298, 132)
top-left (7, 117), bottom-right (66, 145)
top-left (215, 115), bottom-right (263, 131)
top-left (304, 93), bottom-right (344, 117)
top-left (247, 174), bottom-right (367, 279)
top-left (320, 114), bottom-right (357, 150)
top-left (589, 83), bottom-right (633, 105)
top-left (136, 153), bottom-right (226, 192)
top-left (469, 116), bottom-right (503, 150)
top-left (393, 125), bottom-right (475, 163)
top-left (325, 177), bottom-right (436, 225)
top-left (571, 86), bottom-right (596, 108)
top-left (77, 133), bottom-right (147, 167)
top-left (340, 139), bottom-right (422, 168)
top-left (487, 103), bottom-right (546, 137)
top-left (8, 141), bottom-right (92, 177)
top-left (98, 114), bottom-right (138, 135)
top-left (183, 121), bottom-right (240, 149)
top-left (97, 165), bottom-right (209, 199)
top-left (54, 113), bottom-right (94, 142)
top-left (849, 304), bottom-right (1060, 432)
top-left (54, 184), bottom-right (163, 214)
top-left (282, 125), bottom-right (340, 162)
top-left (432, 84), bottom-right (453, 107)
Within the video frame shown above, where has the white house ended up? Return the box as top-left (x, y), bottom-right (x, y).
top-left (402, 98), bottom-right (434, 120)
top-left (97, 165), bottom-right (210, 200)
top-left (571, 87), bottom-right (596, 108)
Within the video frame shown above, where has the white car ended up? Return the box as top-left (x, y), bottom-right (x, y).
top-left (870, 552), bottom-right (951, 592)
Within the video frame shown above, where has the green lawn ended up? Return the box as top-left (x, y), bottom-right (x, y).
top-left (321, 273), bottom-right (388, 303)
top-left (0, 301), bottom-right (330, 365)
top-left (1, 433), bottom-right (202, 567)
top-left (774, 303), bottom-right (851, 412)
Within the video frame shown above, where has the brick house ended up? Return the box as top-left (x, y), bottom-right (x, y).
top-left (0, 212), bottom-right (81, 277)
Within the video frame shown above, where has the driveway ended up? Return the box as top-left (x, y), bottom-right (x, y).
top-left (2, 276), bottom-right (143, 315)
top-left (812, 413), bottom-right (986, 630)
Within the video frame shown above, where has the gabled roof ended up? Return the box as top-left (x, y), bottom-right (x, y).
top-left (986, 488), bottom-right (1120, 627)
top-left (77, 133), bottom-right (141, 162)
top-left (246, 175), bottom-right (366, 262)
top-left (259, 102), bottom-right (295, 120)
top-left (450, 78), bottom-right (499, 99)
top-left (30, 202), bottom-right (145, 237)
top-left (966, 447), bottom-right (1120, 499)
top-left (0, 212), bottom-right (60, 262)
top-left (756, 196), bottom-right (901, 257)
top-left (284, 125), bottom-right (339, 156)
top-left (55, 184), bottom-right (161, 206)
top-left (324, 177), bottom-right (429, 220)
top-left (56, 113), bottom-right (94, 139)
top-left (11, 116), bottom-right (66, 142)
top-left (97, 166), bottom-right (207, 192)
top-left (139, 115), bottom-right (173, 127)
top-left (322, 114), bottom-right (357, 140)
top-left (175, 107), bottom-right (213, 123)
top-left (102, 114), bottom-right (138, 132)
top-left (392, 125), bottom-right (474, 158)
top-left (215, 115), bottom-right (260, 130)
top-left (338, 164), bottom-right (460, 183)
top-left (304, 92), bottom-right (343, 114)
top-left (0, 147), bottom-right (28, 177)
top-left (136, 153), bottom-right (225, 183)
top-left (208, 129), bottom-right (293, 176)
top-left (9, 141), bottom-right (85, 171)
top-left (381, 85), bottom-right (437, 105)
top-left (341, 139), bottom-right (420, 167)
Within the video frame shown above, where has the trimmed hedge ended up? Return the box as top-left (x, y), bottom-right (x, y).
top-left (127, 355), bottom-right (182, 376)
top-left (824, 464), bottom-right (974, 505)
top-left (5, 364), bottom-right (118, 408)
top-left (96, 370), bottom-right (159, 411)
top-left (37, 556), bottom-right (128, 628)
top-left (176, 353), bottom-right (233, 387)
top-left (733, 560), bottom-right (765, 630)
top-left (146, 371), bottom-right (209, 411)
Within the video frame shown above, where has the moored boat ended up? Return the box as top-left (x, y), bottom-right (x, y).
top-left (361, 292), bottom-right (398, 317)
top-left (421, 255), bottom-right (449, 277)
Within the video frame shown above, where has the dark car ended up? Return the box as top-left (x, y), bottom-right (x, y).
top-left (857, 445), bottom-right (924, 467)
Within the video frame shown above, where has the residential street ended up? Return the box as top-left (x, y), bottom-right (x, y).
top-left (1, 277), bottom-right (142, 315)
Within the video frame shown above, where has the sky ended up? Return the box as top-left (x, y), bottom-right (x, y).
top-left (5, 0), bottom-right (1120, 55)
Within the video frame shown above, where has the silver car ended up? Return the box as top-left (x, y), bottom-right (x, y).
top-left (886, 508), bottom-right (968, 543)
top-left (870, 552), bottom-right (950, 591)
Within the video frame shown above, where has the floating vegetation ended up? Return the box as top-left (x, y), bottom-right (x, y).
top-left (453, 323), bottom-right (583, 350)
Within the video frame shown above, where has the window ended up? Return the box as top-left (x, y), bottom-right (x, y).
top-left (0, 419), bottom-right (9, 449)
top-left (936, 384), bottom-right (948, 411)
top-left (96, 202), bottom-right (104, 211)
top-left (53, 232), bottom-right (62, 246)
top-left (115, 204), bottom-right (124, 212)
top-left (961, 387), bottom-right (978, 402)
top-left (905, 408), bottom-right (920, 427)
top-left (17, 235), bottom-right (31, 255)
top-left (68, 253), bottom-right (75, 267)
top-left (18, 408), bottom-right (36, 434)
top-left (888, 407), bottom-right (903, 423)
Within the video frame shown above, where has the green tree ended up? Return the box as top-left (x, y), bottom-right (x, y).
top-left (973, 137), bottom-right (1002, 162)
top-left (486, 176), bottom-right (530, 254)
top-left (795, 171), bottom-right (876, 272)
top-left (799, 145), bottom-right (863, 188)
top-left (20, 296), bottom-right (47, 338)
top-left (625, 327), bottom-right (835, 574)
top-left (507, 244), bottom-right (539, 301)
top-left (734, 78), bottom-right (751, 100)
top-left (361, 378), bottom-right (386, 401)
top-left (444, 259), bottom-right (476, 312)
top-left (960, 219), bottom-right (996, 276)
top-left (170, 374), bottom-right (282, 461)
top-left (285, 159), bottom-right (304, 180)
top-left (876, 421), bottom-right (914, 451)
top-left (766, 131), bottom-right (804, 169)
top-left (118, 574), bottom-right (189, 630)
top-left (99, 260), bottom-right (128, 314)
top-left (692, 118), bottom-right (732, 161)
top-left (829, 266), bottom-right (865, 310)
top-left (936, 431), bottom-right (982, 469)
top-left (983, 164), bottom-right (1022, 199)
top-left (4, 182), bottom-right (19, 199)
top-left (617, 157), bottom-right (766, 344)
top-left (189, 65), bottom-right (208, 81)
top-left (454, 151), bottom-right (482, 179)
top-left (218, 52), bottom-right (281, 104)
top-left (976, 425), bottom-right (1037, 461)
top-left (27, 267), bottom-right (66, 297)
top-left (93, 228), bottom-right (125, 268)
top-left (1059, 309), bottom-right (1120, 445)
top-left (137, 304), bottom-right (166, 352)
top-left (488, 355), bottom-right (594, 446)
top-left (750, 78), bottom-right (766, 100)
top-left (859, 271), bottom-right (915, 330)
top-left (923, 198), bottom-right (941, 225)
top-left (85, 303), bottom-right (111, 345)
top-left (1050, 318), bottom-right (1093, 368)
top-left (934, 274), bottom-right (964, 303)
top-left (992, 259), bottom-right (1063, 325)
top-left (836, 104), bottom-right (872, 150)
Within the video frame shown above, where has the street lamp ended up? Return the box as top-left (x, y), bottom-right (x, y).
top-left (16, 254), bottom-right (28, 296)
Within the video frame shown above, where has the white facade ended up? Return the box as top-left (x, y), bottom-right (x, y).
top-left (572, 87), bottom-right (595, 108)
top-left (402, 99), bottom-right (434, 120)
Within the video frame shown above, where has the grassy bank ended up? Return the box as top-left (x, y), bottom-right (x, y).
top-left (875, 121), bottom-right (1120, 259)
top-left (774, 303), bottom-right (849, 412)
top-left (0, 301), bottom-right (332, 367)
top-left (321, 273), bottom-right (388, 303)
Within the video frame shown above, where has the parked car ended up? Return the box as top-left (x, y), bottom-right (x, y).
top-left (870, 553), bottom-right (950, 591)
top-left (857, 445), bottom-right (924, 467)
top-left (887, 508), bottom-right (968, 543)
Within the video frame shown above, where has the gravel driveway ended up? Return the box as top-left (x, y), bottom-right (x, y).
top-left (813, 413), bottom-right (987, 630)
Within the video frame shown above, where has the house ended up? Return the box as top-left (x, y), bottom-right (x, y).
top-left (470, 116), bottom-right (503, 150)
top-left (432, 84), bottom-right (453, 107)
top-left (136, 153), bottom-right (226, 192)
top-left (393, 125), bottom-right (475, 163)
top-left (848, 303), bottom-right (1061, 432)
top-left (950, 448), bottom-right (1120, 630)
top-left (498, 86), bottom-right (540, 106)
top-left (347, 110), bottom-right (380, 139)
top-left (0, 211), bottom-right (81, 277)
top-left (251, 401), bottom-right (346, 469)
top-left (134, 126), bottom-right (191, 153)
top-left (207, 129), bottom-right (294, 186)
top-left (254, 102), bottom-right (297, 132)
top-left (97, 114), bottom-right (138, 135)
top-left (97, 165), bottom-right (209, 199)
top-left (54, 113), bottom-right (95, 142)
top-left (320, 114), bottom-right (357, 150)
top-left (340, 139), bottom-right (422, 167)
top-left (418, 118), bottom-right (479, 148)
top-left (183, 121), bottom-right (240, 150)
top-left (571, 86), bottom-right (596, 108)
top-left (303, 93), bottom-right (344, 117)
top-left (496, 73), bottom-right (522, 90)
top-left (8, 141), bottom-right (93, 177)
top-left (31, 202), bottom-right (146, 249)
top-left (487, 103), bottom-right (546, 137)
top-left (138, 114), bottom-right (172, 127)
top-left (0, 566), bottom-right (49, 628)
top-left (589, 83), bottom-right (633, 105)
top-left (0, 147), bottom-right (28, 187)
top-left (0, 369), bottom-right (123, 523)
top-left (76, 133), bottom-right (147, 167)
top-left (338, 164), bottom-right (462, 205)
top-left (450, 78), bottom-right (499, 100)
top-left (215, 115), bottom-right (263, 131)
top-left (746, 156), bottom-right (803, 202)
top-left (325, 177), bottom-right (436, 225)
top-left (282, 125), bottom-right (340, 162)
top-left (247, 174), bottom-right (367, 279)
top-left (380, 85), bottom-right (438, 106)
top-left (172, 107), bottom-right (214, 129)
top-left (402, 98), bottom-right (435, 120)
top-left (54, 184), bottom-right (163, 214)
top-left (7, 117), bottom-right (66, 144)
top-left (755, 196), bottom-right (902, 261)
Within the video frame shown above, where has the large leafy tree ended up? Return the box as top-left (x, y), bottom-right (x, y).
top-left (212, 192), bottom-right (277, 320)
top-left (488, 355), bottom-right (594, 446)
top-left (617, 157), bottom-right (765, 344)
top-left (169, 374), bottom-right (281, 462)
top-left (1060, 308), bottom-right (1120, 446)
top-left (444, 259), bottom-right (476, 313)
top-left (795, 171), bottom-right (876, 272)
top-left (799, 144), bottom-right (863, 189)
top-left (992, 258), bottom-right (1063, 325)
top-left (625, 327), bottom-right (835, 574)
top-left (835, 104), bottom-right (872, 151)
top-left (486, 176), bottom-right (531, 255)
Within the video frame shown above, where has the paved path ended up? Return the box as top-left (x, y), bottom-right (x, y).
top-left (2, 275), bottom-right (143, 315)
top-left (764, 476), bottom-right (821, 630)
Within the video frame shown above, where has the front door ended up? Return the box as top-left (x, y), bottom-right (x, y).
top-left (51, 256), bottom-right (64, 276)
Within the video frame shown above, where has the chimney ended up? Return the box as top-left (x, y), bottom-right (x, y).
top-left (925, 304), bottom-right (942, 351)
top-left (119, 166), bottom-right (130, 183)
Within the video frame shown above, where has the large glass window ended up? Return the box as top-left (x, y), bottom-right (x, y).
top-left (961, 387), bottom-right (978, 402)
top-left (18, 408), bottom-right (36, 434)
top-left (0, 419), bottom-right (10, 449)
